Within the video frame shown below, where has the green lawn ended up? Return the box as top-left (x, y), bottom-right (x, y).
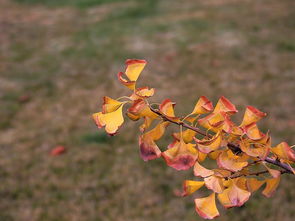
top-left (0, 0), bottom-right (294, 220)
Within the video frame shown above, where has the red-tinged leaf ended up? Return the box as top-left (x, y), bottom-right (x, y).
top-left (244, 122), bottom-right (265, 141)
top-left (125, 59), bottom-right (147, 81)
top-left (117, 72), bottom-right (136, 90)
top-left (50, 146), bottom-right (66, 156)
top-left (191, 96), bottom-right (213, 115)
top-left (194, 132), bottom-right (223, 154)
top-left (246, 178), bottom-right (265, 192)
top-left (271, 142), bottom-right (295, 162)
top-left (159, 99), bottom-right (179, 121)
top-left (194, 162), bottom-right (214, 178)
top-left (198, 112), bottom-right (225, 133)
top-left (213, 96), bottom-right (238, 115)
top-left (139, 122), bottom-right (169, 161)
top-left (240, 106), bottom-right (267, 127)
top-left (262, 177), bottom-right (280, 198)
top-left (218, 180), bottom-right (251, 208)
top-left (262, 163), bottom-right (281, 178)
top-left (162, 140), bottom-right (198, 170)
top-left (130, 87), bottom-right (155, 100)
top-left (182, 180), bottom-right (205, 196)
top-left (194, 193), bottom-right (220, 219)
top-left (204, 175), bottom-right (224, 193)
top-left (217, 150), bottom-right (248, 172)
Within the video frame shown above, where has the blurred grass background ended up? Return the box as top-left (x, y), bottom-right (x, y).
top-left (0, 0), bottom-right (294, 220)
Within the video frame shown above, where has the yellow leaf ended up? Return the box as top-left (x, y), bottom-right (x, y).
top-left (194, 193), bottom-right (220, 219)
top-left (191, 96), bottom-right (213, 115)
top-left (240, 139), bottom-right (269, 160)
top-left (159, 99), bottom-right (179, 121)
top-left (92, 104), bottom-right (124, 135)
top-left (195, 132), bottom-right (223, 154)
top-left (194, 162), bottom-right (214, 178)
top-left (125, 59), bottom-right (146, 81)
top-left (102, 96), bottom-right (123, 113)
top-left (139, 122), bottom-right (169, 161)
top-left (198, 112), bottom-right (225, 133)
top-left (117, 72), bottom-right (136, 90)
top-left (262, 177), bottom-right (280, 198)
top-left (244, 123), bottom-right (265, 141)
top-left (240, 106), bottom-right (267, 127)
top-left (130, 87), bottom-right (155, 100)
top-left (172, 129), bottom-right (196, 143)
top-left (182, 180), bottom-right (205, 196)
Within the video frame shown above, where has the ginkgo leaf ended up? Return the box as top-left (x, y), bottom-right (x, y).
top-left (172, 129), bottom-right (196, 143)
top-left (126, 112), bottom-right (140, 121)
top-left (262, 163), bottom-right (281, 178)
top-left (194, 162), bottom-right (214, 178)
top-left (162, 140), bottom-right (198, 170)
top-left (194, 193), bottom-right (220, 219)
top-left (262, 177), bottom-right (280, 198)
top-left (204, 175), bottom-right (224, 193)
top-left (198, 112), bottom-right (225, 133)
top-left (125, 59), bottom-right (147, 81)
top-left (128, 99), bottom-right (158, 119)
top-left (213, 96), bottom-right (238, 115)
top-left (194, 132), bottom-right (223, 154)
top-left (218, 180), bottom-right (251, 208)
top-left (191, 96), bottom-right (213, 115)
top-left (271, 142), bottom-right (295, 162)
top-left (244, 122), bottom-right (265, 141)
top-left (159, 99), bottom-right (179, 121)
top-left (139, 121), bottom-right (169, 161)
top-left (246, 178), bottom-right (265, 192)
top-left (217, 150), bottom-right (248, 172)
top-left (182, 180), bottom-right (205, 196)
top-left (117, 72), bottom-right (136, 90)
top-left (240, 139), bottom-right (269, 160)
top-left (130, 87), bottom-right (155, 100)
top-left (102, 96), bottom-right (123, 113)
top-left (240, 106), bottom-right (267, 127)
top-left (92, 104), bottom-right (124, 135)
top-left (213, 169), bottom-right (232, 178)
top-left (197, 150), bottom-right (207, 162)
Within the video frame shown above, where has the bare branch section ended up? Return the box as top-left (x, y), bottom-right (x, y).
top-left (149, 107), bottom-right (294, 175)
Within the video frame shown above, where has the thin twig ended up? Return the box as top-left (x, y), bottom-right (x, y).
top-left (149, 107), bottom-right (294, 175)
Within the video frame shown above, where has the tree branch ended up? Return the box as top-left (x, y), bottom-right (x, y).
top-left (149, 107), bottom-right (294, 175)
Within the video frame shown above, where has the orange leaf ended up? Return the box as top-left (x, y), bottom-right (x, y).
top-left (159, 99), bottom-right (179, 121)
top-left (240, 139), bottom-right (269, 160)
top-left (102, 96), bottom-right (123, 113)
top-left (246, 178), bottom-right (265, 192)
top-left (271, 142), bottom-right (295, 162)
top-left (213, 96), bottom-right (238, 115)
top-left (194, 193), bottom-right (220, 219)
top-left (130, 87), bottom-right (155, 100)
top-left (244, 123), bottom-right (265, 141)
top-left (182, 180), bottom-right (205, 196)
top-left (262, 177), bottom-right (280, 198)
top-left (125, 59), bottom-right (146, 81)
top-left (191, 96), bottom-right (213, 115)
top-left (172, 129), bottom-right (196, 143)
top-left (240, 106), bottom-right (267, 127)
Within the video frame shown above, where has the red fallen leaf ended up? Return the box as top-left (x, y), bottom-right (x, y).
top-left (18, 95), bottom-right (31, 103)
top-left (50, 146), bottom-right (66, 156)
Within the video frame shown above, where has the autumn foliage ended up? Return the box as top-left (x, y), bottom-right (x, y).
top-left (92, 59), bottom-right (295, 219)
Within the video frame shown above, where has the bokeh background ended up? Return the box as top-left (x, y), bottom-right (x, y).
top-left (0, 0), bottom-right (294, 220)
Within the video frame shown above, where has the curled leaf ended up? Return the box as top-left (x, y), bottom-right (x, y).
top-left (182, 180), bottom-right (205, 196)
top-left (194, 132), bottom-right (223, 154)
top-left (217, 150), bottom-right (248, 172)
top-left (213, 96), bottom-right (238, 115)
top-left (194, 162), bottom-right (214, 178)
top-left (246, 178), bottom-right (265, 192)
top-left (204, 175), bottom-right (224, 193)
top-left (139, 121), bottom-right (169, 161)
top-left (271, 142), bottom-right (295, 162)
top-left (240, 106), bottom-right (267, 127)
top-left (191, 96), bottom-right (213, 115)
